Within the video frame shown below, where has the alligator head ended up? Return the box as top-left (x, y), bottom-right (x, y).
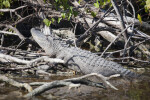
top-left (31, 27), bottom-right (55, 56)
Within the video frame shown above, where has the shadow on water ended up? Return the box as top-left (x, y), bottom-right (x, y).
top-left (0, 72), bottom-right (150, 100)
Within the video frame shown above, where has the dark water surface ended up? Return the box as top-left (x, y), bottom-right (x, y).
top-left (0, 72), bottom-right (150, 100)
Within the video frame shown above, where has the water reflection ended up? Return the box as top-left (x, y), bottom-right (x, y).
top-left (0, 73), bottom-right (150, 100)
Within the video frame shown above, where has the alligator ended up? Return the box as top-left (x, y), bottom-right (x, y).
top-left (31, 27), bottom-right (138, 78)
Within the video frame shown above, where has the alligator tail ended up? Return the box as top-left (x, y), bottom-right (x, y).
top-left (121, 69), bottom-right (139, 79)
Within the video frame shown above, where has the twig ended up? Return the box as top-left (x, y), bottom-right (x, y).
top-left (100, 23), bottom-right (133, 57)
top-left (111, 0), bottom-right (128, 42)
top-left (0, 65), bottom-right (33, 71)
top-left (0, 24), bottom-right (25, 40)
top-left (0, 30), bottom-right (21, 36)
top-left (0, 5), bottom-right (27, 12)
top-left (105, 38), bottom-right (150, 57)
top-left (109, 57), bottom-right (150, 63)
top-left (13, 13), bottom-right (35, 25)
top-left (75, 7), bottom-right (112, 46)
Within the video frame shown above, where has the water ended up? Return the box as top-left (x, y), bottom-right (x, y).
top-left (0, 72), bottom-right (150, 100)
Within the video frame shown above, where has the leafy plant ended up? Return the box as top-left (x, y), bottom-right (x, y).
top-left (145, 0), bottom-right (150, 11)
top-left (94, 0), bottom-right (100, 8)
top-left (137, 14), bottom-right (142, 24)
top-left (136, 0), bottom-right (150, 22)
top-left (3, 0), bottom-right (10, 8)
top-left (137, 0), bottom-right (150, 13)
top-left (0, 0), bottom-right (12, 8)
top-left (43, 18), bottom-right (51, 27)
top-left (91, 11), bottom-right (97, 17)
top-left (54, 0), bottom-right (78, 22)
top-left (93, 0), bottom-right (111, 17)
top-left (94, 0), bottom-right (111, 8)
top-left (0, 0), bottom-right (12, 15)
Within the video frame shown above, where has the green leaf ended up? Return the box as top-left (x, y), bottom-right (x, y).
top-left (69, 6), bottom-right (73, 13)
top-left (137, 14), bottom-right (142, 24)
top-left (51, 18), bottom-right (55, 23)
top-left (58, 17), bottom-right (62, 23)
top-left (78, 0), bottom-right (82, 4)
top-left (61, 13), bottom-right (66, 19)
top-left (91, 11), bottom-right (97, 17)
top-left (146, 0), bottom-right (150, 9)
top-left (94, 1), bottom-right (99, 8)
top-left (43, 0), bottom-right (46, 3)
top-left (8, 28), bottom-right (13, 32)
top-left (3, 0), bottom-right (10, 8)
top-left (68, 13), bottom-right (72, 20)
top-left (145, 7), bottom-right (149, 13)
top-left (55, 0), bottom-right (58, 2)
top-left (73, 11), bottom-right (78, 17)
top-left (43, 18), bottom-right (51, 27)
top-left (103, 1), bottom-right (106, 5)
top-left (59, 5), bottom-right (63, 9)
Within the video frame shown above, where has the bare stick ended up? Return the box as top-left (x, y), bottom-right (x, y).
top-left (0, 30), bottom-right (22, 36)
top-left (0, 5), bottom-right (27, 12)
top-left (24, 81), bottom-right (73, 98)
top-left (64, 73), bottom-right (120, 90)
top-left (0, 74), bottom-right (32, 92)
top-left (0, 53), bottom-right (64, 64)
top-left (111, 0), bottom-right (128, 42)
top-left (110, 57), bottom-right (150, 63)
top-left (105, 38), bottom-right (150, 57)
top-left (100, 23), bottom-right (133, 57)
top-left (0, 24), bottom-right (25, 40)
top-left (75, 7), bottom-right (112, 46)
top-left (24, 73), bottom-right (118, 98)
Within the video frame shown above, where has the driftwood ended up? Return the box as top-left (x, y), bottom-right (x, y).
top-left (0, 53), bottom-right (64, 65)
top-left (24, 73), bottom-right (120, 98)
top-left (0, 74), bottom-right (32, 92)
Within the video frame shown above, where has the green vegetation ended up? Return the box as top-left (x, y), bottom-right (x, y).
top-left (0, 0), bottom-right (12, 8)
top-left (136, 0), bottom-right (150, 23)
top-left (54, 0), bottom-right (78, 21)
top-left (94, 0), bottom-right (111, 8)
top-left (0, 0), bottom-right (12, 15)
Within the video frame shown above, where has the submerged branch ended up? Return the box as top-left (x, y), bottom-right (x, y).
top-left (24, 73), bottom-right (119, 98)
top-left (0, 74), bottom-right (32, 92)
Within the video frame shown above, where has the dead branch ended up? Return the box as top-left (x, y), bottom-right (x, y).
top-left (0, 74), bottom-right (32, 92)
top-left (75, 7), bottom-right (112, 46)
top-left (24, 73), bottom-right (119, 98)
top-left (0, 30), bottom-right (22, 36)
top-left (100, 24), bottom-right (133, 57)
top-left (110, 57), bottom-right (150, 63)
top-left (64, 73), bottom-right (120, 90)
top-left (24, 81), bottom-right (73, 98)
top-left (111, 0), bottom-right (128, 43)
top-left (13, 13), bottom-right (35, 26)
top-left (0, 5), bottom-right (27, 12)
top-left (104, 38), bottom-right (150, 58)
top-left (0, 53), bottom-right (64, 65)
top-left (0, 24), bottom-right (25, 40)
